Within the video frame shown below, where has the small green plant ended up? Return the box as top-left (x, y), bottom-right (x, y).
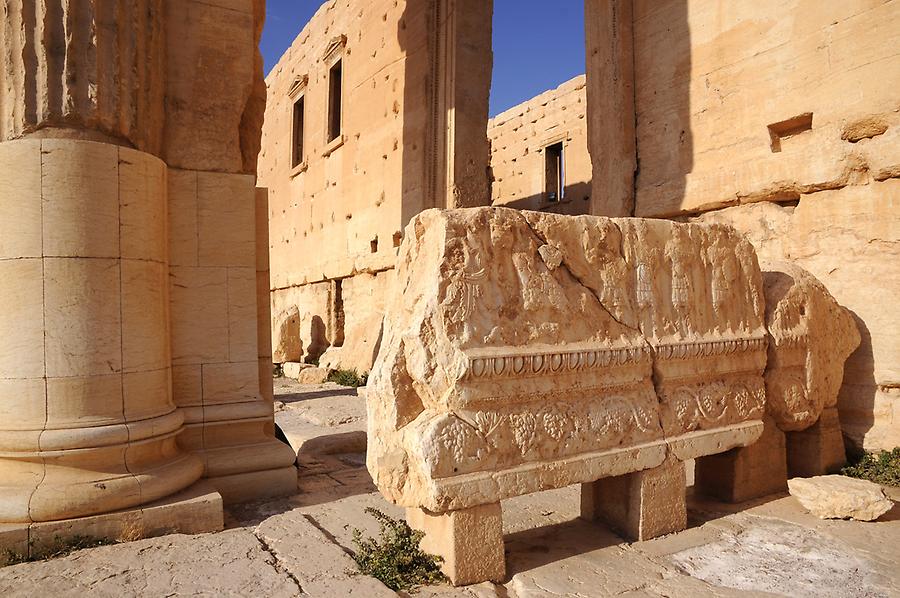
top-left (842, 448), bottom-right (900, 487)
top-left (327, 368), bottom-right (368, 388)
top-left (4, 535), bottom-right (114, 566)
top-left (351, 508), bottom-right (447, 592)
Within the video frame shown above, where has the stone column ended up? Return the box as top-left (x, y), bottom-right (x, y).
top-left (0, 0), bottom-right (214, 534)
top-left (583, 0), bottom-right (636, 217)
top-left (426, 0), bottom-right (494, 210)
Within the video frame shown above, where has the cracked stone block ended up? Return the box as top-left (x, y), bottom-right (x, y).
top-left (366, 207), bottom-right (778, 583)
top-left (762, 262), bottom-right (861, 433)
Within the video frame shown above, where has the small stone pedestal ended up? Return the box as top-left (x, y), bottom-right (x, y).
top-left (786, 407), bottom-right (847, 477)
top-left (695, 417), bottom-right (788, 503)
top-left (581, 455), bottom-right (687, 541)
top-left (406, 503), bottom-right (505, 586)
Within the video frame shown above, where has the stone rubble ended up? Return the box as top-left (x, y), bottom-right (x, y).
top-left (788, 475), bottom-right (895, 521)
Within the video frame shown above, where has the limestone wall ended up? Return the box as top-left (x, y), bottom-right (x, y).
top-left (623, 0), bottom-right (900, 450)
top-left (260, 0), bottom-right (492, 373)
top-left (488, 76), bottom-right (592, 215)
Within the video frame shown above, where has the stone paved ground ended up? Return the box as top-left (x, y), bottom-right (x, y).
top-left (1, 379), bottom-right (897, 597)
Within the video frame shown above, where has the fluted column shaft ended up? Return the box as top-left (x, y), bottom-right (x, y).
top-left (1, 0), bottom-right (165, 154)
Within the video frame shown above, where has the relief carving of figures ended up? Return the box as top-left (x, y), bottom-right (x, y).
top-left (666, 231), bottom-right (693, 311)
top-left (708, 240), bottom-right (739, 314)
top-left (636, 262), bottom-right (654, 309)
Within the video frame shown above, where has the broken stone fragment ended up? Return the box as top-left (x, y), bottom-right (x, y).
top-left (762, 261), bottom-right (861, 432)
top-left (272, 307), bottom-right (303, 363)
top-left (788, 475), bottom-right (894, 521)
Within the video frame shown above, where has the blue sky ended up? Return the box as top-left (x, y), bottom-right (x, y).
top-left (261, 1), bottom-right (586, 117)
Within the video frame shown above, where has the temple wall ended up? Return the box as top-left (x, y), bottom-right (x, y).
top-left (261, 0), bottom-right (492, 373)
top-left (488, 76), bottom-right (592, 215)
top-left (623, 0), bottom-right (900, 450)
top-left (261, 0), bottom-right (430, 291)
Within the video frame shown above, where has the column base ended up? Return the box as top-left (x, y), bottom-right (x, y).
top-left (0, 481), bottom-right (223, 565)
top-left (786, 407), bottom-right (847, 477)
top-left (204, 466), bottom-right (298, 504)
top-left (581, 454), bottom-right (687, 541)
top-left (695, 416), bottom-right (788, 503)
top-left (406, 503), bottom-right (506, 586)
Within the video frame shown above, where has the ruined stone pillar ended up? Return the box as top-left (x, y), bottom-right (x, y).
top-left (583, 0), bottom-right (636, 217)
top-left (0, 1), bottom-right (217, 538)
top-left (427, 0), bottom-right (493, 210)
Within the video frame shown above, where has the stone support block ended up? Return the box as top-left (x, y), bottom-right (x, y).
top-left (786, 407), bottom-right (847, 477)
top-left (695, 417), bottom-right (788, 503)
top-left (581, 455), bottom-right (687, 542)
top-left (407, 503), bottom-right (506, 587)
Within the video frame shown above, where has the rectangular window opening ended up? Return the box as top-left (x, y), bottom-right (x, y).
top-left (292, 95), bottom-right (305, 167)
top-left (327, 59), bottom-right (343, 142)
top-left (544, 141), bottom-right (564, 202)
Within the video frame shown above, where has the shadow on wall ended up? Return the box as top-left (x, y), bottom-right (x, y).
top-left (840, 310), bottom-right (877, 453)
top-left (499, 181), bottom-right (593, 216)
top-left (308, 315), bottom-right (328, 363)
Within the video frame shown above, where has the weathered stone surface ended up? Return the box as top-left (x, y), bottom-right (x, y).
top-left (296, 367), bottom-right (329, 385)
top-left (0, 529), bottom-right (303, 597)
top-left (582, 454), bottom-right (687, 541)
top-left (693, 181), bottom-right (900, 451)
top-left (788, 475), bottom-right (894, 521)
top-left (367, 207), bottom-right (767, 513)
top-left (273, 307), bottom-right (303, 363)
top-left (408, 503), bottom-right (506, 587)
top-left (256, 509), bottom-right (395, 597)
top-left (763, 262), bottom-right (861, 431)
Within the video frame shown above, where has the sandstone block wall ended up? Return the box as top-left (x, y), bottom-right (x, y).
top-left (260, 0), bottom-right (492, 373)
top-left (488, 76), bottom-right (592, 215)
top-left (609, 0), bottom-right (900, 450)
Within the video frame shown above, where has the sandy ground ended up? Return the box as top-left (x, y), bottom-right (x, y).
top-left (1, 378), bottom-right (897, 597)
